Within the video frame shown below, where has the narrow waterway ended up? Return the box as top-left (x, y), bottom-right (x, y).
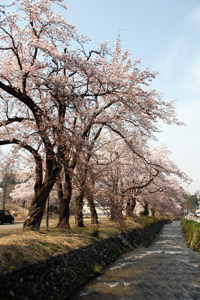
top-left (72, 221), bottom-right (200, 299)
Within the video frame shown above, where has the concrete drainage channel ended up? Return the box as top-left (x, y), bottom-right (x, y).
top-left (0, 220), bottom-right (167, 300)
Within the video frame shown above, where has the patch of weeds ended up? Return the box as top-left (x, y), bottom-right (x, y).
top-left (111, 245), bottom-right (130, 261)
top-left (39, 241), bottom-right (63, 253)
top-left (49, 245), bottom-right (58, 252)
top-left (40, 241), bottom-right (50, 247)
top-left (50, 244), bottom-right (63, 252)
top-left (9, 266), bottom-right (17, 271)
top-left (92, 264), bottom-right (101, 274)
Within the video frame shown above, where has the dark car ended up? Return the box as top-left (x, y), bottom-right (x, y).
top-left (0, 210), bottom-right (14, 225)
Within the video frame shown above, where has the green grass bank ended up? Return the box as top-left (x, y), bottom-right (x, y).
top-left (181, 218), bottom-right (200, 252)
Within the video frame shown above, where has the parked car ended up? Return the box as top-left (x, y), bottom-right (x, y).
top-left (0, 210), bottom-right (14, 225)
top-left (195, 211), bottom-right (200, 218)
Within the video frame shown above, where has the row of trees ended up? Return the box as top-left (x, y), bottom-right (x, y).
top-left (0, 152), bottom-right (17, 209)
top-left (183, 191), bottom-right (200, 215)
top-left (0, 0), bottom-right (189, 231)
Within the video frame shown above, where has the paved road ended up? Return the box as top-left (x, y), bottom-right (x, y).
top-left (0, 218), bottom-right (59, 231)
top-left (0, 221), bottom-right (24, 230)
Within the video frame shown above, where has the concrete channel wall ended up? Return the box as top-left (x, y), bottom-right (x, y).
top-left (0, 220), bottom-right (167, 300)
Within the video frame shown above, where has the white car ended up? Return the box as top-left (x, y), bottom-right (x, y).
top-left (195, 212), bottom-right (200, 218)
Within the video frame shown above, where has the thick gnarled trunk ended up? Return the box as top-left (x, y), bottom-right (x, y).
top-left (23, 178), bottom-right (57, 231)
top-left (141, 203), bottom-right (149, 216)
top-left (23, 157), bottom-right (60, 231)
top-left (23, 183), bottom-right (53, 231)
top-left (126, 196), bottom-right (136, 217)
top-left (57, 170), bottom-right (72, 228)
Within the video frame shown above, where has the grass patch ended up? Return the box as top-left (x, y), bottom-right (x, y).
top-left (110, 244), bottom-right (131, 261)
top-left (131, 216), bottom-right (161, 227)
top-left (181, 218), bottom-right (200, 252)
top-left (9, 266), bottom-right (17, 271)
top-left (92, 264), bottom-right (102, 274)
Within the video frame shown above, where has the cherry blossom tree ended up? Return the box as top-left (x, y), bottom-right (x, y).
top-left (58, 35), bottom-right (183, 227)
top-left (90, 134), bottom-right (156, 222)
top-left (0, 0), bottom-right (77, 230)
top-left (90, 138), bottom-right (190, 222)
top-left (72, 126), bottom-right (103, 227)
top-left (132, 146), bottom-right (190, 216)
top-left (10, 178), bottom-right (34, 209)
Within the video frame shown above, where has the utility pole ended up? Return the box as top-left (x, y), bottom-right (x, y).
top-left (46, 197), bottom-right (49, 229)
top-left (2, 177), bottom-right (7, 210)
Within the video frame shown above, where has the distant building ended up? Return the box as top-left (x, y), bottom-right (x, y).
top-left (82, 200), bottom-right (108, 215)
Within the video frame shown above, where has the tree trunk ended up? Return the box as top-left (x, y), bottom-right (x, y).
top-left (2, 188), bottom-right (6, 210)
top-left (150, 208), bottom-right (155, 217)
top-left (23, 157), bottom-right (60, 231)
top-left (141, 203), bottom-right (149, 216)
top-left (110, 197), bottom-right (116, 221)
top-left (46, 197), bottom-right (49, 229)
top-left (57, 170), bottom-right (72, 228)
top-left (86, 191), bottom-right (99, 224)
top-left (23, 180), bottom-right (55, 231)
top-left (75, 192), bottom-right (84, 227)
top-left (126, 197), bottom-right (136, 217)
top-left (2, 175), bottom-right (8, 210)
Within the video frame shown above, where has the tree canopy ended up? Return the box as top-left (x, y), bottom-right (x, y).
top-left (0, 0), bottom-right (189, 230)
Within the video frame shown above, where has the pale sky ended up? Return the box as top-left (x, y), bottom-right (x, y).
top-left (62, 0), bottom-right (200, 194)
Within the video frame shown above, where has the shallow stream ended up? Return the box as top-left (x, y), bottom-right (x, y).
top-left (72, 221), bottom-right (200, 299)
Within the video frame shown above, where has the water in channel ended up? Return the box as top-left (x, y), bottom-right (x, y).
top-left (71, 221), bottom-right (200, 300)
